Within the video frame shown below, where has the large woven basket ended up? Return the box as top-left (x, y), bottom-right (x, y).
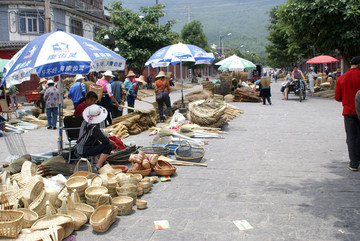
top-left (22, 175), bottom-right (44, 204)
top-left (74, 203), bottom-right (94, 219)
top-left (71, 158), bottom-right (96, 179)
top-left (66, 176), bottom-right (88, 193)
top-left (19, 208), bottom-right (39, 228)
top-left (90, 205), bottom-right (118, 232)
top-left (29, 189), bottom-right (48, 217)
top-left (21, 161), bottom-right (37, 180)
top-left (85, 186), bottom-right (108, 200)
top-left (174, 144), bottom-right (205, 163)
top-left (89, 84), bottom-right (103, 101)
top-left (0, 210), bottom-right (24, 238)
top-left (154, 160), bottom-right (177, 176)
top-left (112, 196), bottom-right (133, 216)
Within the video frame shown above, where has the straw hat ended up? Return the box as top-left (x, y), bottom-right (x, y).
top-left (155, 71), bottom-right (166, 79)
top-left (47, 79), bottom-right (54, 85)
top-left (126, 70), bottom-right (135, 77)
top-left (75, 74), bottom-right (85, 81)
top-left (39, 78), bottom-right (47, 84)
top-left (82, 104), bottom-right (108, 124)
top-left (135, 75), bottom-right (146, 84)
top-left (103, 71), bottom-right (114, 77)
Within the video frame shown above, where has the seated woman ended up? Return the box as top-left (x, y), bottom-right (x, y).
top-left (76, 104), bottom-right (115, 171)
top-left (74, 91), bottom-right (98, 116)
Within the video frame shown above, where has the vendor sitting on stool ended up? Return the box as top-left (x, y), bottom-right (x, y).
top-left (76, 104), bottom-right (116, 171)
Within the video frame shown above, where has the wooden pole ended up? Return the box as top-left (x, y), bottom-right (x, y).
top-left (45, 0), bottom-right (51, 33)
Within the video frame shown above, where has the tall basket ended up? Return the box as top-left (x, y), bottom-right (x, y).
top-left (0, 131), bottom-right (27, 161)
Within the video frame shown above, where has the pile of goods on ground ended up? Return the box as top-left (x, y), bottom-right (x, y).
top-left (233, 88), bottom-right (261, 102)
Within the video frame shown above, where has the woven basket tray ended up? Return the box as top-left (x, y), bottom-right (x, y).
top-left (138, 146), bottom-right (170, 156)
top-left (90, 205), bottom-right (118, 232)
top-left (127, 168), bottom-right (152, 177)
top-left (175, 144), bottom-right (205, 163)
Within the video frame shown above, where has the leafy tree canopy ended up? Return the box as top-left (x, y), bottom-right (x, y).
top-left (180, 20), bottom-right (211, 52)
top-left (96, 2), bottom-right (179, 73)
top-left (277, 0), bottom-right (360, 64)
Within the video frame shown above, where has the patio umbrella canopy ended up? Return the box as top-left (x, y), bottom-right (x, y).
top-left (306, 55), bottom-right (339, 64)
top-left (216, 55), bottom-right (256, 71)
top-left (1, 29), bottom-right (126, 86)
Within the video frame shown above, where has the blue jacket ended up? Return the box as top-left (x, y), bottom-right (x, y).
top-left (68, 81), bottom-right (86, 104)
top-left (127, 82), bottom-right (139, 104)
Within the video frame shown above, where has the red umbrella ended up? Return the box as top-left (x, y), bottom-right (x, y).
top-left (306, 55), bottom-right (339, 64)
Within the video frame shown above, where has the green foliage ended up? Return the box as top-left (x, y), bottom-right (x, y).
top-left (277, 0), bottom-right (360, 63)
top-left (95, 2), bottom-right (179, 73)
top-left (180, 21), bottom-right (210, 52)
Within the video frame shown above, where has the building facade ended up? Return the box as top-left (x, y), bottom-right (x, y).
top-left (0, 0), bottom-right (111, 59)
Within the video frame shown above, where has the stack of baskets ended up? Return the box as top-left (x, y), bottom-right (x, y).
top-left (65, 176), bottom-right (88, 203)
top-left (85, 186), bottom-right (108, 207)
top-left (112, 196), bottom-right (133, 216)
top-left (100, 173), bottom-right (118, 197)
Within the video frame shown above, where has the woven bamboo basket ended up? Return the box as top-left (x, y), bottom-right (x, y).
top-left (137, 186), bottom-right (143, 196)
top-left (66, 176), bottom-right (88, 192)
top-left (29, 189), bottom-right (49, 217)
top-left (21, 161), bottom-right (37, 180)
top-left (99, 164), bottom-right (115, 175)
top-left (31, 201), bottom-right (74, 238)
top-left (74, 203), bottom-right (94, 219)
top-left (55, 185), bottom-right (69, 208)
top-left (86, 194), bottom-right (111, 207)
top-left (0, 210), bottom-right (24, 238)
top-left (89, 84), bottom-right (103, 101)
top-left (90, 175), bottom-right (103, 187)
top-left (136, 199), bottom-right (147, 210)
top-left (24, 225), bottom-right (64, 241)
top-left (139, 181), bottom-right (151, 190)
top-left (85, 186), bottom-right (108, 200)
top-left (150, 176), bottom-right (158, 184)
top-left (58, 196), bottom-right (87, 231)
top-left (174, 143), bottom-right (205, 163)
top-left (127, 168), bottom-right (152, 177)
top-left (112, 196), bottom-right (133, 216)
top-left (71, 158), bottom-right (96, 179)
top-left (22, 175), bottom-right (44, 204)
top-left (18, 208), bottom-right (38, 228)
top-left (129, 153), bottom-right (144, 164)
top-left (111, 165), bottom-right (128, 174)
top-left (116, 184), bottom-right (137, 194)
top-left (154, 160), bottom-right (177, 176)
top-left (116, 192), bottom-right (137, 205)
top-left (147, 154), bottom-right (159, 166)
top-left (138, 146), bottom-right (170, 155)
top-left (118, 176), bottom-right (139, 186)
top-left (90, 204), bottom-right (118, 233)
top-left (99, 173), bottom-right (117, 187)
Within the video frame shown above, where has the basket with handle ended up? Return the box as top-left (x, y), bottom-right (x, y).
top-left (28, 189), bottom-right (49, 217)
top-left (0, 209), bottom-right (24, 238)
top-left (174, 141), bottom-right (204, 163)
top-left (58, 194), bottom-right (87, 231)
top-left (22, 175), bottom-right (44, 204)
top-left (89, 84), bottom-right (103, 101)
top-left (71, 190), bottom-right (94, 219)
top-left (14, 198), bottom-right (38, 228)
top-left (70, 158), bottom-right (96, 179)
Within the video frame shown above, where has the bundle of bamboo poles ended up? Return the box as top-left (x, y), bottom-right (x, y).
top-left (224, 104), bottom-right (244, 120)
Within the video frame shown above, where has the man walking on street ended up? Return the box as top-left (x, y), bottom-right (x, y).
top-left (335, 56), bottom-right (360, 171)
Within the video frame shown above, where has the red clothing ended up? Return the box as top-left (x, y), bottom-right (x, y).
top-left (74, 101), bottom-right (87, 115)
top-left (335, 68), bottom-right (360, 115)
top-left (155, 79), bottom-right (171, 93)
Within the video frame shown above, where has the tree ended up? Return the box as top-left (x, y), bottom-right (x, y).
top-left (265, 7), bottom-right (301, 68)
top-left (277, 0), bottom-right (360, 64)
top-left (181, 21), bottom-right (210, 52)
top-left (96, 2), bottom-right (179, 74)
top-left (180, 20), bottom-right (211, 82)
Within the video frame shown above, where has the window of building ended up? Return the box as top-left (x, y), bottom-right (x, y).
top-left (19, 11), bottom-right (45, 34)
top-left (70, 18), bottom-right (83, 36)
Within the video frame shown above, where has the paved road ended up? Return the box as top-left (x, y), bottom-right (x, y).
top-left (2, 81), bottom-right (358, 240)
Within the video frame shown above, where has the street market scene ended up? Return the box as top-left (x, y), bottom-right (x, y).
top-left (0, 0), bottom-right (360, 240)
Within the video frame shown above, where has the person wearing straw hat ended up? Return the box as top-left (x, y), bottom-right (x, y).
top-left (124, 70), bottom-right (136, 93)
top-left (96, 71), bottom-right (121, 126)
top-left (126, 75), bottom-right (145, 113)
top-left (68, 74), bottom-right (86, 109)
top-left (44, 79), bottom-right (60, 129)
top-left (38, 78), bottom-right (47, 113)
top-left (155, 71), bottom-right (171, 122)
top-left (76, 104), bottom-right (116, 171)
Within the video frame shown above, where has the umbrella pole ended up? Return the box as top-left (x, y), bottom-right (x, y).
top-left (58, 75), bottom-right (63, 152)
top-left (180, 61), bottom-right (184, 107)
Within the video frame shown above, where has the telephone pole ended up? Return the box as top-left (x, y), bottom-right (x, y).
top-left (188, 5), bottom-right (190, 23)
top-left (45, 0), bottom-right (51, 33)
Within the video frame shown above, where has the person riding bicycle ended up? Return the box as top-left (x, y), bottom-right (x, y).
top-left (285, 65), bottom-right (306, 99)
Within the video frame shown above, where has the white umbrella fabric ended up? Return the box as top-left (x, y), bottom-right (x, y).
top-left (216, 55), bottom-right (256, 71)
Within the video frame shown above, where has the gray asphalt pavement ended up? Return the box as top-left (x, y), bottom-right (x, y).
top-left (1, 80), bottom-right (358, 241)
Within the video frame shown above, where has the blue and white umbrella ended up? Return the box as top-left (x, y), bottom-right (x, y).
top-left (1, 30), bottom-right (126, 86)
top-left (145, 43), bottom-right (214, 68)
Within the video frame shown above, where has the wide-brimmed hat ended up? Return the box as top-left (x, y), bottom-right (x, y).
top-left (126, 70), bottom-right (135, 77)
top-left (155, 71), bottom-right (166, 79)
top-left (309, 67), bottom-right (314, 70)
top-left (75, 74), bottom-right (85, 81)
top-left (103, 71), bottom-right (114, 77)
top-left (82, 104), bottom-right (108, 124)
top-left (47, 80), bottom-right (54, 85)
top-left (39, 78), bottom-right (47, 84)
top-left (135, 75), bottom-right (146, 84)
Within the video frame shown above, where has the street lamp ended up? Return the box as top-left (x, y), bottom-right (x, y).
top-left (219, 32), bottom-right (232, 56)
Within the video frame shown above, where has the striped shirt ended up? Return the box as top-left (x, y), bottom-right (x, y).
top-left (76, 121), bottom-right (109, 155)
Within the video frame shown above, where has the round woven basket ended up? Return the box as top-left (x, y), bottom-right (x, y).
top-left (116, 192), bottom-right (137, 205)
top-left (18, 208), bottom-right (38, 228)
top-left (116, 184), bottom-right (137, 194)
top-left (22, 176), bottom-right (44, 204)
top-left (66, 176), bottom-right (88, 193)
top-left (90, 205), bottom-right (118, 233)
top-left (74, 203), bottom-right (94, 219)
top-left (90, 175), bottom-right (103, 187)
top-left (154, 160), bottom-right (177, 176)
top-left (174, 143), bottom-right (205, 163)
top-left (112, 196), bottom-right (133, 216)
top-left (118, 176), bottom-right (139, 186)
top-left (138, 146), bottom-right (170, 155)
top-left (137, 186), bottom-right (143, 196)
top-left (139, 181), bottom-right (151, 190)
top-left (136, 199), bottom-right (147, 210)
top-left (21, 161), bottom-right (37, 181)
top-left (85, 186), bottom-right (108, 200)
top-left (127, 168), bottom-right (152, 177)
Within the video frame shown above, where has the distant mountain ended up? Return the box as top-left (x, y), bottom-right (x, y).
top-left (104, 0), bottom-right (286, 57)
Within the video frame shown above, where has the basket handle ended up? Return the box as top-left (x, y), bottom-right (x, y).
top-left (71, 189), bottom-right (81, 204)
top-left (45, 201), bottom-right (57, 219)
top-left (0, 193), bottom-right (10, 210)
top-left (22, 197), bottom-right (29, 208)
top-left (74, 158), bottom-right (92, 173)
top-left (13, 198), bottom-right (19, 210)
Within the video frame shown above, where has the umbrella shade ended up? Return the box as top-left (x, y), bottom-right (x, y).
top-left (216, 55), bottom-right (256, 71)
top-left (145, 43), bottom-right (213, 67)
top-left (1, 30), bottom-right (126, 86)
top-left (306, 55), bottom-right (339, 64)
